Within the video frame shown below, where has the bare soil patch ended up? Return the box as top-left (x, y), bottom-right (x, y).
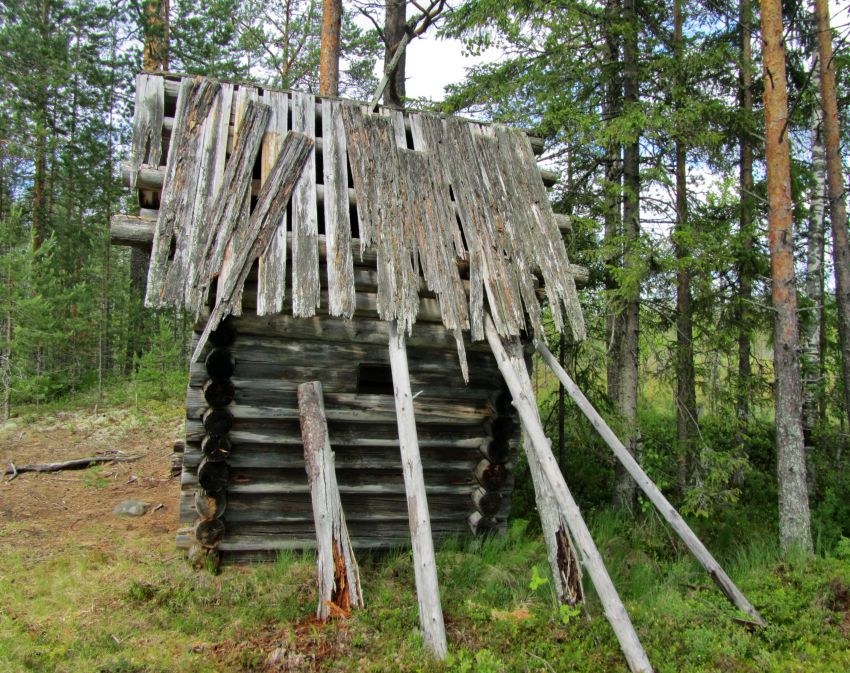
top-left (0, 407), bottom-right (184, 560)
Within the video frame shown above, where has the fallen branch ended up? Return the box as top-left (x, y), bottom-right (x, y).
top-left (2, 454), bottom-right (144, 476)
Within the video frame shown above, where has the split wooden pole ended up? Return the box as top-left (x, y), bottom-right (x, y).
top-left (484, 315), bottom-right (653, 673)
top-left (297, 380), bottom-right (363, 620)
top-left (536, 342), bottom-right (766, 626)
top-left (388, 320), bottom-right (448, 659)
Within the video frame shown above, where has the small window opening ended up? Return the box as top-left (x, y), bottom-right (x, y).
top-left (357, 363), bottom-right (394, 395)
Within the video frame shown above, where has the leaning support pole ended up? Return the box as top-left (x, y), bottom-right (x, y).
top-left (484, 315), bottom-right (652, 673)
top-left (536, 342), bottom-right (766, 626)
top-left (298, 381), bottom-right (364, 619)
top-left (388, 321), bottom-right (448, 659)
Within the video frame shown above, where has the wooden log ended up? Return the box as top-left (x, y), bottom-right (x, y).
top-left (471, 486), bottom-right (503, 516)
top-left (467, 511), bottom-right (503, 535)
top-left (2, 454), bottom-right (142, 475)
top-left (202, 407), bottom-right (234, 436)
top-left (203, 379), bottom-right (235, 407)
top-left (129, 74), bottom-right (165, 187)
top-left (484, 315), bottom-right (653, 673)
top-left (388, 322), bottom-right (447, 659)
top-left (197, 457), bottom-right (229, 493)
top-left (195, 489), bottom-right (227, 520)
top-left (536, 342), bottom-right (766, 626)
top-left (201, 434), bottom-right (231, 460)
top-left (474, 459), bottom-right (509, 491)
top-left (205, 348), bottom-right (235, 380)
top-left (298, 381), bottom-right (364, 619)
top-left (480, 436), bottom-right (514, 464)
top-left (209, 319), bottom-right (237, 348)
top-left (188, 543), bottom-right (221, 571)
top-left (196, 518), bottom-right (226, 547)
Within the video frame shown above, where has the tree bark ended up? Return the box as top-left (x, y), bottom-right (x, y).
top-left (603, 0), bottom-right (624, 412)
top-left (615, 0), bottom-right (640, 511)
top-left (383, 0), bottom-right (407, 107)
top-left (673, 0), bottom-right (698, 492)
top-left (803, 64), bottom-right (826, 440)
top-left (815, 0), bottom-right (850, 432)
top-left (736, 0), bottom-right (754, 432)
top-left (142, 0), bottom-right (169, 71)
top-left (760, 0), bottom-right (813, 555)
top-left (319, 0), bottom-right (342, 97)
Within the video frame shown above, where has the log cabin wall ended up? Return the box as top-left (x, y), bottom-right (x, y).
top-left (123, 74), bottom-right (537, 563)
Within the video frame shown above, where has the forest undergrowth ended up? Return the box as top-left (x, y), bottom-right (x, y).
top-left (1, 374), bottom-right (849, 673)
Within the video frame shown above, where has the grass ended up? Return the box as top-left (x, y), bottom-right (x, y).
top-left (1, 513), bottom-right (849, 673)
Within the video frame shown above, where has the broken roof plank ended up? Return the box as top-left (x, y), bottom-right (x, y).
top-left (291, 92), bottom-right (321, 318)
top-left (193, 131), bottom-right (314, 361)
top-left (186, 82), bottom-right (234, 314)
top-left (499, 128), bottom-right (586, 341)
top-left (219, 85), bottom-right (259, 317)
top-left (257, 90), bottom-right (290, 316)
top-left (322, 99), bottom-right (356, 318)
top-left (194, 100), bottom-right (270, 306)
top-left (145, 77), bottom-right (219, 308)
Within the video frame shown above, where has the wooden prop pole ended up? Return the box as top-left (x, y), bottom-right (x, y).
top-left (536, 342), bottom-right (765, 626)
top-left (298, 380), bottom-right (364, 619)
top-left (388, 321), bottom-right (448, 659)
top-left (484, 315), bottom-right (652, 673)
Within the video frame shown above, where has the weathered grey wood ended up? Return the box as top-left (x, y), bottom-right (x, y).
top-left (471, 486), bottom-right (502, 516)
top-left (196, 518), bottom-right (226, 547)
top-left (192, 101), bottom-right (271, 308)
top-left (291, 91), bottom-right (321, 317)
top-left (193, 131), bottom-right (314, 361)
top-left (298, 381), bottom-right (364, 619)
top-left (499, 128), bottom-right (586, 341)
top-left (202, 379), bottom-right (235, 407)
top-left (257, 90), bottom-right (289, 315)
top-left (536, 342), bottom-right (766, 625)
top-left (474, 459), bottom-right (509, 490)
top-left (197, 458), bottom-right (229, 493)
top-left (322, 99), bottom-right (356, 318)
top-left (1, 453), bottom-right (142, 475)
top-left (130, 74), bottom-right (165, 187)
top-left (195, 489), bottom-right (227, 520)
top-left (145, 78), bottom-right (220, 307)
top-left (467, 511), bottom-right (504, 536)
top-left (484, 315), bottom-right (652, 673)
top-left (388, 321), bottom-right (447, 659)
top-left (119, 162), bottom-right (573, 234)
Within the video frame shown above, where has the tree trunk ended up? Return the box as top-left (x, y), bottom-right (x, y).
top-left (142, 0), bottom-right (169, 71)
top-left (615, 0), bottom-right (640, 511)
top-left (673, 0), bottom-right (697, 493)
top-left (319, 0), bottom-right (342, 97)
top-left (736, 0), bottom-right (754, 432)
top-left (383, 0), bottom-right (407, 107)
top-left (815, 0), bottom-right (850, 432)
top-left (760, 0), bottom-right (813, 555)
top-left (603, 0), bottom-right (623, 412)
top-left (803, 64), bottom-right (826, 441)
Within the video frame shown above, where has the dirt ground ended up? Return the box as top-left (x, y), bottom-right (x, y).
top-left (0, 407), bottom-right (184, 560)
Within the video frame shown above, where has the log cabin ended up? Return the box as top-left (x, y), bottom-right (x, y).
top-left (112, 72), bottom-right (587, 565)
